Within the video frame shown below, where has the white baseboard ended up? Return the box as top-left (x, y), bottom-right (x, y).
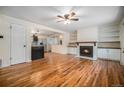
top-left (0, 64), bottom-right (10, 68)
top-left (26, 60), bottom-right (32, 62)
top-left (120, 61), bottom-right (124, 65)
top-left (75, 55), bottom-right (97, 60)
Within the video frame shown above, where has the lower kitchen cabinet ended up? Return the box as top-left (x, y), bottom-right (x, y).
top-left (31, 46), bottom-right (44, 60)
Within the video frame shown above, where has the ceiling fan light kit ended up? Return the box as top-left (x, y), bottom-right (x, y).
top-left (64, 19), bottom-right (71, 24)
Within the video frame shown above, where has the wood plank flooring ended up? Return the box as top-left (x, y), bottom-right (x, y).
top-left (0, 53), bottom-right (124, 87)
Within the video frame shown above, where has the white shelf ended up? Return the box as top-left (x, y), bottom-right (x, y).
top-left (99, 24), bottom-right (120, 42)
top-left (100, 36), bottom-right (120, 38)
top-left (69, 31), bottom-right (77, 43)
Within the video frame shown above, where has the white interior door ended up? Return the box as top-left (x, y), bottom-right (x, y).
top-left (10, 24), bottom-right (26, 65)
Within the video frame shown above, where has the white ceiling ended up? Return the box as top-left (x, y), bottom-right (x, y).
top-left (0, 6), bottom-right (124, 32)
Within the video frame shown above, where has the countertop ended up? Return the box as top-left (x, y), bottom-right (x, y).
top-left (67, 46), bottom-right (121, 49)
top-left (67, 46), bottom-right (77, 47)
top-left (32, 45), bottom-right (44, 47)
top-left (98, 47), bottom-right (121, 49)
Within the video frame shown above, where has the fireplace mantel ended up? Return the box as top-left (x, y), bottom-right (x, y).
top-left (76, 41), bottom-right (97, 46)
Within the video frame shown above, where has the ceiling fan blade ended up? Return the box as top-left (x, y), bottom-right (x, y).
top-left (70, 18), bottom-right (79, 21)
top-left (56, 20), bottom-right (64, 22)
top-left (64, 14), bottom-right (69, 19)
top-left (57, 15), bottom-right (64, 19)
top-left (70, 12), bottom-right (76, 17)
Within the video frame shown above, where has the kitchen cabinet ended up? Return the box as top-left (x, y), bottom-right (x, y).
top-left (31, 46), bottom-right (44, 60)
top-left (98, 48), bottom-right (120, 61)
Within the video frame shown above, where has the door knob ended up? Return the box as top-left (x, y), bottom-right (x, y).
top-left (24, 45), bottom-right (26, 47)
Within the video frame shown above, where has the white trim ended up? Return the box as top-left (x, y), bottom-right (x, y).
top-left (1, 64), bottom-right (10, 68)
top-left (26, 60), bottom-right (32, 62)
top-left (76, 56), bottom-right (95, 60)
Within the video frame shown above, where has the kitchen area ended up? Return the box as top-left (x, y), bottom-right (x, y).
top-left (31, 28), bottom-right (63, 60)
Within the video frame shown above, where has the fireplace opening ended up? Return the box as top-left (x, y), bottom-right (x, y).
top-left (80, 46), bottom-right (93, 57)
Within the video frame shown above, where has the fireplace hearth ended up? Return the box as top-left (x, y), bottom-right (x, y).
top-left (80, 46), bottom-right (93, 57)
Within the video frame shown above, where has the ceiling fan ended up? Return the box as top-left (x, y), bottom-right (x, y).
top-left (57, 11), bottom-right (79, 24)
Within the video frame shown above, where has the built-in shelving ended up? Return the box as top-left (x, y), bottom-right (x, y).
top-left (69, 31), bottom-right (77, 43)
top-left (98, 24), bottom-right (120, 48)
top-left (99, 24), bottom-right (120, 42)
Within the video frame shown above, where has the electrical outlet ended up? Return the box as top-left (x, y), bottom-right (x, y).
top-left (0, 35), bottom-right (3, 38)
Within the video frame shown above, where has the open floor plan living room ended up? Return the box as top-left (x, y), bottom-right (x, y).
top-left (0, 6), bottom-right (124, 87)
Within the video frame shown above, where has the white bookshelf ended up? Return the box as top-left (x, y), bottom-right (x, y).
top-left (99, 25), bottom-right (120, 42)
top-left (98, 24), bottom-right (120, 48)
top-left (69, 31), bottom-right (77, 43)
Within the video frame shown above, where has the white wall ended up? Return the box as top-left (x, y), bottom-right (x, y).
top-left (77, 26), bottom-right (98, 42)
top-left (63, 32), bottom-right (69, 45)
top-left (120, 17), bottom-right (124, 65)
top-left (51, 33), bottom-right (69, 54)
top-left (0, 15), bottom-right (5, 66)
top-left (0, 15), bottom-right (11, 67)
top-left (0, 14), bottom-right (69, 67)
top-left (51, 45), bottom-right (68, 54)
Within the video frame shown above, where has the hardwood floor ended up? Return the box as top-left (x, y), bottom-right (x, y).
top-left (0, 53), bottom-right (124, 87)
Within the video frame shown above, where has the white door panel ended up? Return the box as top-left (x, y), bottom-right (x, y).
top-left (109, 49), bottom-right (120, 61)
top-left (98, 48), bottom-right (120, 61)
top-left (98, 49), bottom-right (108, 59)
top-left (11, 24), bottom-right (26, 65)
